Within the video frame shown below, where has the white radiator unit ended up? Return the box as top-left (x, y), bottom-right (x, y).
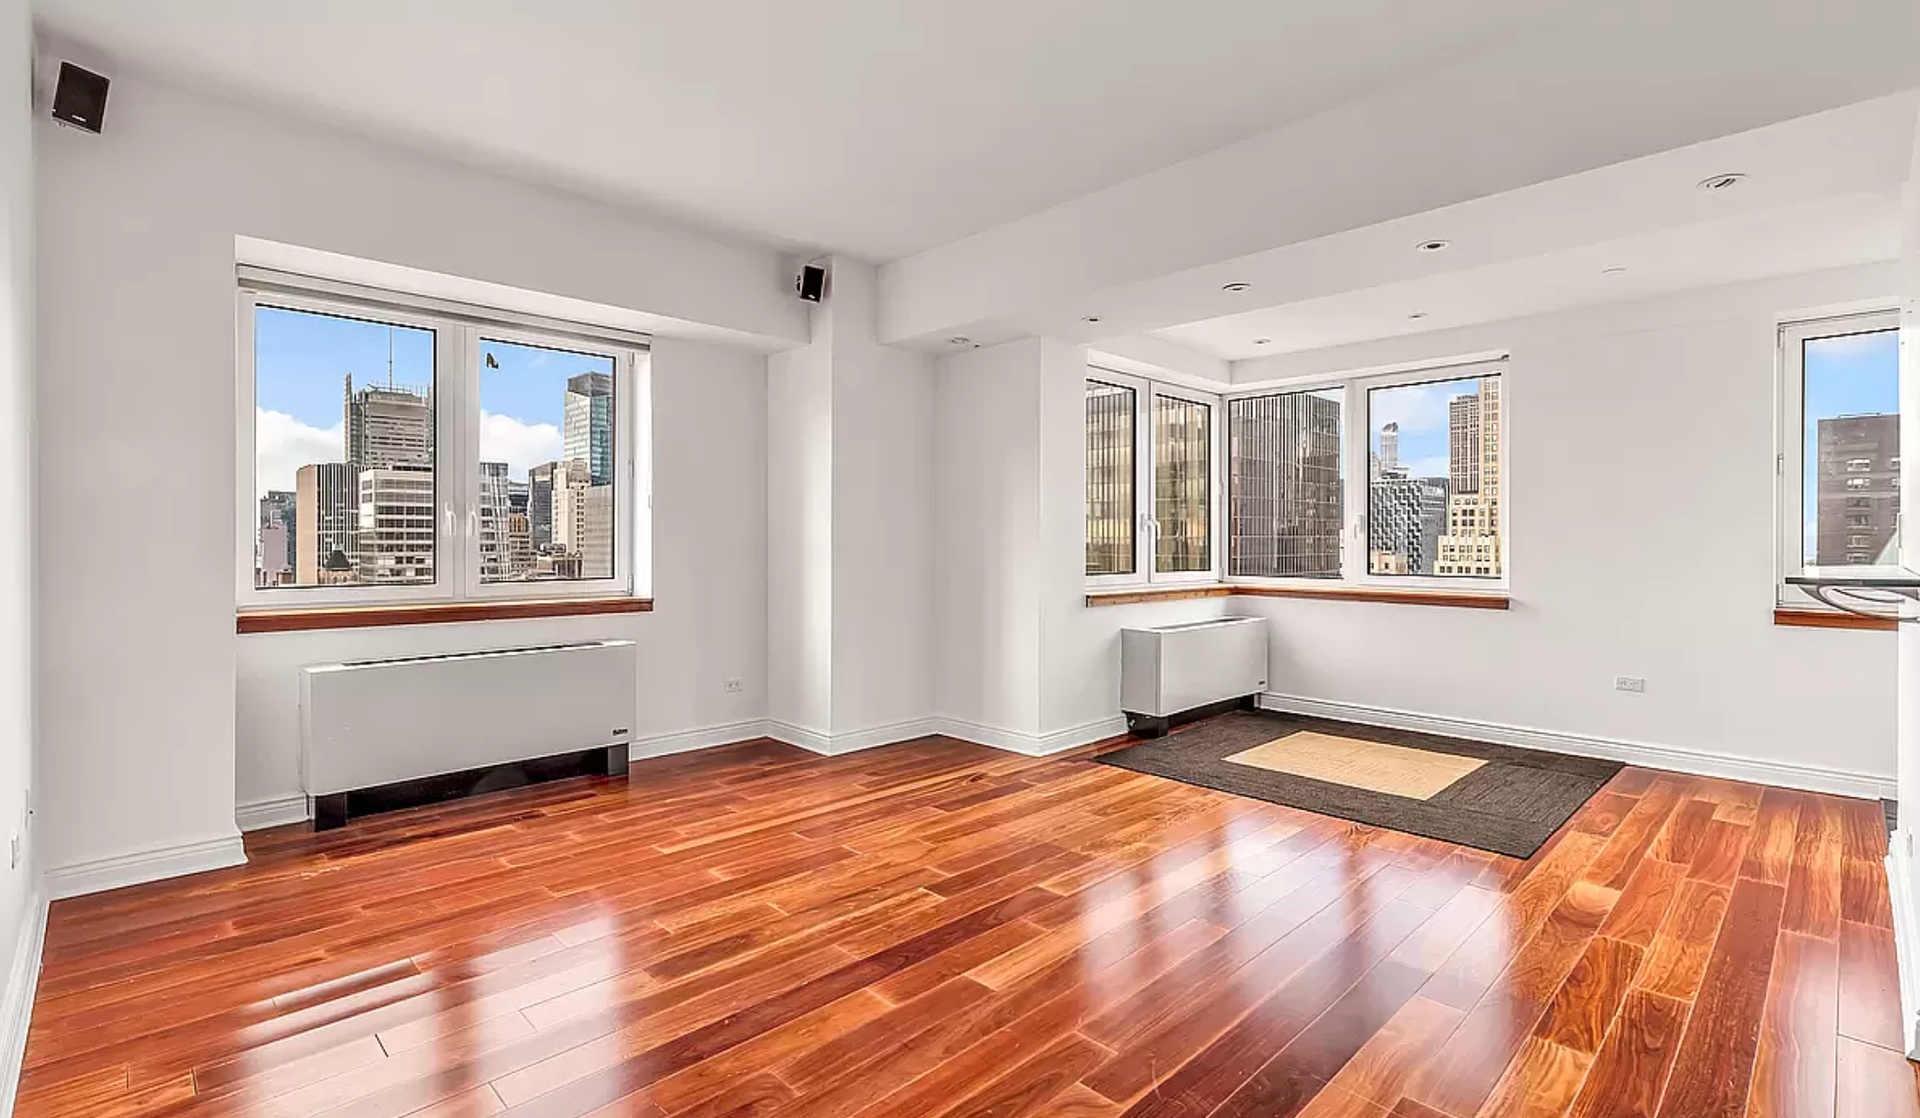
top-left (1120, 617), bottom-right (1268, 736)
top-left (300, 640), bottom-right (637, 797)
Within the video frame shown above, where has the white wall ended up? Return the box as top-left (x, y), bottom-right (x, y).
top-left (1231, 265), bottom-right (1902, 792)
top-left (766, 309), bottom-right (835, 736)
top-left (35, 71), bottom-right (793, 878)
top-left (237, 337), bottom-right (767, 811)
top-left (0, 0), bottom-right (41, 1097)
top-left (766, 258), bottom-right (935, 744)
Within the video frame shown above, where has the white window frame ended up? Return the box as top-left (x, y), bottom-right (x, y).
top-left (236, 277), bottom-right (649, 612)
top-left (1222, 357), bottom-right (1510, 591)
top-left (1085, 368), bottom-right (1225, 589)
top-left (1776, 308), bottom-right (1901, 608)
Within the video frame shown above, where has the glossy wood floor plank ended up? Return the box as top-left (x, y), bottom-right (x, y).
top-left (13, 731), bottom-right (1915, 1118)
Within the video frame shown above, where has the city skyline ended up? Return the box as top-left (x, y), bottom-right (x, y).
top-left (254, 306), bottom-right (613, 498)
top-left (254, 306), bottom-right (618, 587)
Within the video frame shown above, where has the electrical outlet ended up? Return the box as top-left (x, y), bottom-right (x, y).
top-left (1614, 676), bottom-right (1646, 694)
top-left (723, 678), bottom-right (745, 694)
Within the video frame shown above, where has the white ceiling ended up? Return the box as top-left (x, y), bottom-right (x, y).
top-left (33, 0), bottom-right (1587, 261)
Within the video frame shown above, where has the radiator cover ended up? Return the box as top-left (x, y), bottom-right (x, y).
top-left (300, 640), bottom-right (638, 796)
top-left (1120, 617), bottom-right (1268, 718)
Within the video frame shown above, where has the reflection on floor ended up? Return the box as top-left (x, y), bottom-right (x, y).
top-left (16, 725), bottom-right (1920, 1118)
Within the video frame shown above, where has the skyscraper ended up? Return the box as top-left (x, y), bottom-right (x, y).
top-left (1436, 377), bottom-right (1504, 577)
top-left (1449, 395), bottom-right (1481, 494)
top-left (355, 464), bottom-right (435, 583)
top-left (528, 462), bottom-right (557, 551)
top-left (551, 459), bottom-right (593, 553)
top-left (1816, 412), bottom-right (1899, 565)
top-left (564, 372), bottom-right (615, 486)
top-left (1378, 422), bottom-right (1400, 474)
top-left (295, 463), bottom-right (355, 584)
top-left (345, 373), bottom-right (433, 473)
top-left (580, 485), bottom-right (614, 579)
top-left (259, 490), bottom-right (296, 574)
top-left (1228, 393), bottom-right (1342, 577)
top-left (1369, 471), bottom-right (1448, 575)
top-left (478, 461), bottom-right (512, 582)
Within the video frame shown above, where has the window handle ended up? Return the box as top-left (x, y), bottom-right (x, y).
top-left (466, 507), bottom-right (478, 538)
top-left (443, 503), bottom-right (457, 536)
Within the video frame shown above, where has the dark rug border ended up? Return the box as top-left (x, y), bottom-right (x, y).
top-left (1095, 710), bottom-right (1624, 859)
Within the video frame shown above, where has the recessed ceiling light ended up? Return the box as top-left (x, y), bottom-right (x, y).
top-left (1252, 338), bottom-right (1272, 346)
top-left (1221, 282), bottom-right (1252, 293)
top-left (947, 335), bottom-right (971, 346)
top-left (1408, 312), bottom-right (1429, 320)
top-left (1696, 172), bottom-right (1747, 192)
top-left (1080, 315), bottom-right (1102, 324)
top-left (1601, 266), bottom-right (1629, 276)
top-left (1415, 239), bottom-right (1451, 253)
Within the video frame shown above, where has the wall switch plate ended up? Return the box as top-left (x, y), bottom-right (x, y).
top-left (1614, 676), bottom-right (1647, 694)
top-left (723, 679), bottom-right (745, 694)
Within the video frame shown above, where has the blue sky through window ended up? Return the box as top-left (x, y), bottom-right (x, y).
top-left (254, 305), bottom-right (614, 496)
top-left (1369, 376), bottom-right (1478, 480)
top-left (1801, 328), bottom-right (1900, 559)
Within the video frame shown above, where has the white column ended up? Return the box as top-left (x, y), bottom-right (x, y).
top-left (766, 258), bottom-right (935, 751)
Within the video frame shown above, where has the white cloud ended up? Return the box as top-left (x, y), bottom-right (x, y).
top-left (480, 412), bottom-right (563, 480)
top-left (1369, 380), bottom-right (1470, 437)
top-left (254, 409), bottom-right (343, 498)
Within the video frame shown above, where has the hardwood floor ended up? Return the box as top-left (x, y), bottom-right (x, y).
top-left (16, 730), bottom-right (1920, 1118)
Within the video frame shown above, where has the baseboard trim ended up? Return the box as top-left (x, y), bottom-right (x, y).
top-left (44, 834), bottom-right (248, 901)
top-left (932, 714), bottom-right (1128, 757)
top-left (236, 793), bottom-right (310, 833)
top-left (0, 891), bottom-right (46, 1118)
top-left (765, 718), bottom-right (944, 757)
top-left (1259, 692), bottom-right (1898, 801)
top-left (1887, 832), bottom-right (1920, 1058)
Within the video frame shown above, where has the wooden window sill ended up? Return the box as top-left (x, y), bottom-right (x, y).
top-left (1772, 607), bottom-right (1896, 632)
top-left (1084, 584), bottom-right (1509, 610)
top-left (1083, 586), bottom-right (1237, 607)
top-left (237, 597), bottom-right (654, 634)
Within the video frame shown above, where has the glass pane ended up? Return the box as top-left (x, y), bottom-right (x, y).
top-left (1228, 388), bottom-right (1343, 577)
top-left (1367, 373), bottom-right (1502, 577)
top-left (1085, 381), bottom-right (1136, 576)
top-left (479, 338), bottom-right (618, 583)
top-left (1804, 328), bottom-right (1900, 567)
top-left (253, 304), bottom-right (436, 589)
top-left (1154, 395), bottom-right (1212, 573)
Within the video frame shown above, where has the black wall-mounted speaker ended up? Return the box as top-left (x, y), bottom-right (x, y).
top-left (795, 264), bottom-right (826, 303)
top-left (51, 62), bottom-right (110, 134)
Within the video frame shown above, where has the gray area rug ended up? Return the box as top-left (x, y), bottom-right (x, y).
top-left (1095, 710), bottom-right (1624, 858)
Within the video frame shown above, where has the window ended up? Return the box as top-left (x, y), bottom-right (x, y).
top-left (1091, 358), bottom-right (1506, 591)
top-left (1085, 381), bottom-right (1136, 576)
top-left (1084, 372), bottom-right (1220, 584)
top-left (1228, 388), bottom-right (1343, 578)
top-left (239, 278), bottom-right (647, 611)
top-left (1367, 373), bottom-right (1503, 578)
top-left (1154, 394), bottom-right (1212, 573)
top-left (1779, 311), bottom-right (1900, 594)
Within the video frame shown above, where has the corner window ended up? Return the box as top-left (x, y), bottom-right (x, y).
top-left (1084, 372), bottom-right (1220, 585)
top-left (239, 278), bottom-right (648, 611)
top-left (1778, 311), bottom-right (1900, 601)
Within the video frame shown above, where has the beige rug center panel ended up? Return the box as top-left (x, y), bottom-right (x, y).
top-left (1222, 731), bottom-right (1487, 801)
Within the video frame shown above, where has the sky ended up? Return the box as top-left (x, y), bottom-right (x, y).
top-left (253, 304), bottom-right (614, 497)
top-left (1369, 375), bottom-right (1479, 482)
top-left (1801, 328), bottom-right (1901, 557)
